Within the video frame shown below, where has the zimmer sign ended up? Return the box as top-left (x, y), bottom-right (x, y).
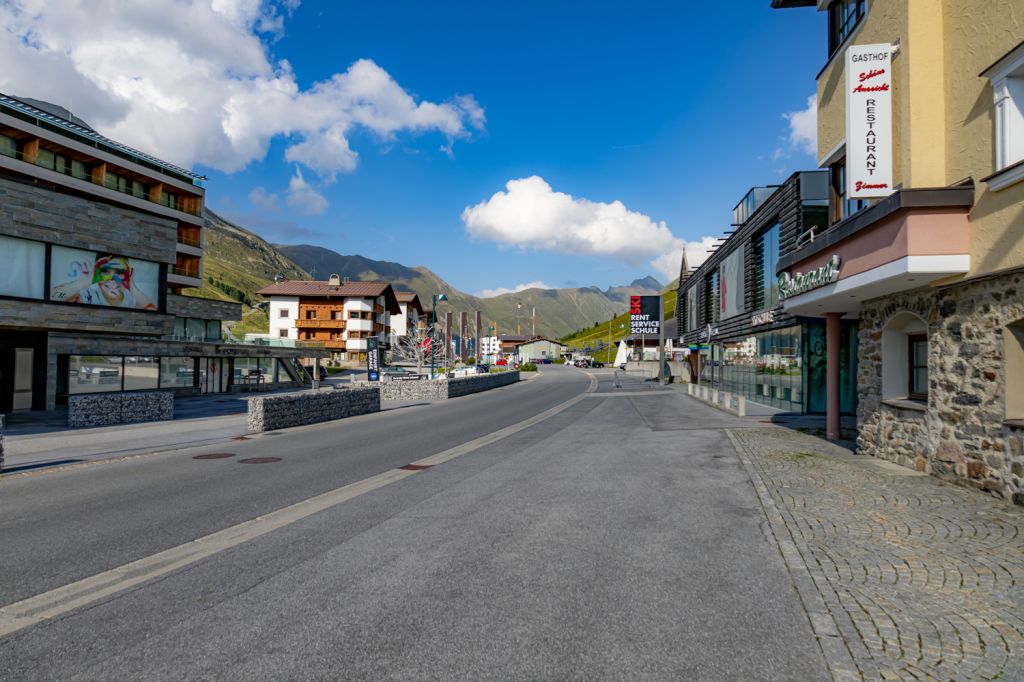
top-left (846, 43), bottom-right (893, 199)
top-left (630, 295), bottom-right (660, 335)
top-left (779, 255), bottom-right (841, 299)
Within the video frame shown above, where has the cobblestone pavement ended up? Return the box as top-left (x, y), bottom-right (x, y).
top-left (729, 428), bottom-right (1024, 682)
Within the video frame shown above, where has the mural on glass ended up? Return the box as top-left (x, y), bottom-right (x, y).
top-left (50, 246), bottom-right (159, 310)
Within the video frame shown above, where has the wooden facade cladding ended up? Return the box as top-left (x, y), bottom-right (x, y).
top-left (678, 171), bottom-right (821, 345)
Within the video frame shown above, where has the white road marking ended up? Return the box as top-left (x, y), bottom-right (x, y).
top-left (0, 372), bottom-right (598, 639)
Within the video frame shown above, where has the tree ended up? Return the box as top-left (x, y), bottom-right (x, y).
top-left (389, 327), bottom-right (447, 374)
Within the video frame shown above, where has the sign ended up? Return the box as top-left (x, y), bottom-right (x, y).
top-left (846, 43), bottom-right (893, 199)
top-left (701, 324), bottom-right (718, 341)
top-left (719, 247), bottom-right (744, 319)
top-left (779, 255), bottom-right (841, 299)
top-left (366, 337), bottom-right (380, 381)
top-left (630, 295), bottom-right (661, 335)
top-left (751, 309), bottom-right (776, 326)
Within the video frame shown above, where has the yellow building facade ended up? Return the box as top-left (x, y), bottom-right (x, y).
top-left (774, 0), bottom-right (1024, 503)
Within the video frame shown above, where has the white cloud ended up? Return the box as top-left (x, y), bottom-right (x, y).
top-left (784, 94), bottom-right (817, 157)
top-left (0, 1), bottom-right (483, 179)
top-left (286, 168), bottom-right (327, 215)
top-left (476, 281), bottom-right (556, 298)
top-left (463, 176), bottom-right (718, 285)
top-left (249, 186), bottom-right (279, 210)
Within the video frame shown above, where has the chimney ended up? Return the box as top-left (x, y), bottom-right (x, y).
top-left (328, 274), bottom-right (341, 286)
top-left (343, 276), bottom-right (350, 284)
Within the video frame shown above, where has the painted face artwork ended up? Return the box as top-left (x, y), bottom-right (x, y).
top-left (92, 255), bottom-right (133, 305)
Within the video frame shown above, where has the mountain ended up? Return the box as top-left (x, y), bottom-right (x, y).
top-left (278, 244), bottom-right (662, 338)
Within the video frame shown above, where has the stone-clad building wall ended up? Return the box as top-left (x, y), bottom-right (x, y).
top-left (248, 387), bottom-right (381, 432)
top-left (857, 269), bottom-right (1024, 503)
top-left (68, 391), bottom-right (174, 428)
top-left (167, 294), bottom-right (241, 322)
top-left (0, 175), bottom-right (178, 263)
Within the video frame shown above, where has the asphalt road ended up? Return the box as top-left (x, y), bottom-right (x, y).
top-left (0, 366), bottom-right (828, 680)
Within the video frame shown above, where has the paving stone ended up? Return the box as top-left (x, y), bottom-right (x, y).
top-left (729, 427), bottom-right (1024, 681)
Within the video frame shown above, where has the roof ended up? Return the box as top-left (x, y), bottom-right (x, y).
top-left (256, 280), bottom-right (402, 314)
top-left (516, 336), bottom-right (562, 347)
top-left (395, 292), bottom-right (425, 314)
top-left (0, 92), bottom-right (206, 183)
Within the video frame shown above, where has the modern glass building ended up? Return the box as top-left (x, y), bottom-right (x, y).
top-left (677, 171), bottom-right (858, 415)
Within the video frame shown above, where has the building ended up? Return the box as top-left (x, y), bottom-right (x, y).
top-left (0, 94), bottom-right (316, 412)
top-left (259, 276), bottom-right (401, 363)
top-left (515, 337), bottom-right (565, 362)
top-left (392, 292), bottom-right (424, 341)
top-left (772, 1), bottom-right (1024, 501)
top-left (677, 171), bottom-right (846, 414)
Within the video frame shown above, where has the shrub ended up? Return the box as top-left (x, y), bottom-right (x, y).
top-left (464, 356), bottom-right (476, 364)
top-left (519, 363), bottom-right (538, 372)
top-left (553, 358), bottom-right (566, 365)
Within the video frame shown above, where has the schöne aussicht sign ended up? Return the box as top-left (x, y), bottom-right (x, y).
top-left (846, 43), bottom-right (893, 199)
top-left (630, 295), bottom-right (660, 335)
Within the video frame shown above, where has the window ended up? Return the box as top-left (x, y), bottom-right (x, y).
top-left (753, 224), bottom-right (781, 311)
top-left (0, 133), bottom-right (15, 158)
top-left (349, 311), bottom-right (360, 319)
top-left (1006, 320), bottom-right (1024, 420)
top-left (123, 356), bottom-right (159, 391)
top-left (704, 272), bottom-right (720, 324)
top-left (160, 357), bottom-right (195, 387)
top-left (160, 191), bottom-right (179, 210)
top-left (828, 0), bottom-right (865, 58)
top-left (984, 44), bottom-right (1024, 190)
top-left (306, 309), bottom-right (316, 319)
top-left (279, 308), bottom-right (289, 318)
top-left (279, 329), bottom-right (288, 338)
top-left (69, 355), bottom-right (124, 394)
top-left (206, 320), bottom-right (221, 341)
top-left (830, 160), bottom-right (868, 224)
top-left (0, 235), bottom-right (46, 299)
top-left (908, 334), bottom-right (928, 400)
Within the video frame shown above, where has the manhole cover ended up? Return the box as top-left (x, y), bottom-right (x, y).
top-left (193, 453), bottom-right (235, 460)
top-left (238, 457), bottom-right (282, 464)
top-left (400, 464), bottom-right (432, 471)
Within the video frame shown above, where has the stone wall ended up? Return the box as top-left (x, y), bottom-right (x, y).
top-left (856, 268), bottom-right (1024, 503)
top-left (247, 387), bottom-right (380, 432)
top-left (447, 371), bottom-right (519, 397)
top-left (68, 391), bottom-right (174, 428)
top-left (0, 175), bottom-right (178, 263)
top-left (343, 371), bottom-right (520, 401)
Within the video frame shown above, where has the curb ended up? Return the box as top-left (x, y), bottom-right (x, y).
top-left (725, 429), bottom-right (860, 682)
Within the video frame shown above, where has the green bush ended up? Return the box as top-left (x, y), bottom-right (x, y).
top-left (519, 363), bottom-right (538, 372)
top-left (553, 358), bottom-right (566, 365)
top-left (464, 356), bottom-right (476, 364)
top-left (326, 366), bottom-right (347, 375)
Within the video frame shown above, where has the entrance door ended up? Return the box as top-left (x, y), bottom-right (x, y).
top-left (201, 358), bottom-right (224, 394)
top-left (13, 348), bottom-right (34, 411)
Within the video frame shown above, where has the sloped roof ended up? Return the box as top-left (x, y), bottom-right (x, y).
top-left (256, 280), bottom-right (401, 314)
top-left (395, 292), bottom-right (425, 314)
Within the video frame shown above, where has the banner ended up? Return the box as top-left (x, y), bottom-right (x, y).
top-left (630, 295), bottom-right (660, 335)
top-left (846, 43), bottom-right (893, 199)
top-left (366, 336), bottom-right (380, 381)
top-left (50, 246), bottom-right (159, 310)
top-left (719, 246), bottom-right (744, 319)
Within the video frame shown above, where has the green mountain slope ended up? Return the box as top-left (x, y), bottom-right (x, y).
top-left (277, 244), bottom-right (661, 338)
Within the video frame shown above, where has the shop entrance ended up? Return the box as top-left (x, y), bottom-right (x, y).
top-left (200, 358), bottom-right (228, 394)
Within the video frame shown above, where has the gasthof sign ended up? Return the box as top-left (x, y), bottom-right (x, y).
top-left (846, 43), bottom-right (894, 199)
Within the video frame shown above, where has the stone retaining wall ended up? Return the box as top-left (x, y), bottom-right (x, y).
top-left (248, 387), bottom-right (380, 432)
top-left (345, 371), bottom-right (520, 401)
top-left (68, 391), bottom-right (174, 428)
top-left (856, 269), bottom-right (1024, 503)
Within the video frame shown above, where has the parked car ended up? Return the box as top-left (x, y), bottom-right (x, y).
top-left (540, 358), bottom-right (552, 364)
top-left (303, 364), bottom-right (328, 381)
top-left (496, 358), bottom-right (508, 366)
top-left (475, 364), bottom-right (491, 374)
top-left (591, 361), bottom-right (604, 368)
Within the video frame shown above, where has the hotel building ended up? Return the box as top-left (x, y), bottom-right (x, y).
top-left (772, 1), bottom-right (1024, 501)
top-left (0, 94), bottom-right (318, 412)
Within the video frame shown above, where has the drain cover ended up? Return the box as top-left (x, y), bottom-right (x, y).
top-left (399, 464), bottom-right (432, 471)
top-left (193, 453), bottom-right (235, 460)
top-left (238, 457), bottom-right (282, 464)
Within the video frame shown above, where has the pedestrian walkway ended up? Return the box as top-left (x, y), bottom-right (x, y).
top-left (729, 427), bottom-right (1024, 681)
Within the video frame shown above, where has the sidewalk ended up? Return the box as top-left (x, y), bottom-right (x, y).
top-left (729, 427), bottom-right (1024, 681)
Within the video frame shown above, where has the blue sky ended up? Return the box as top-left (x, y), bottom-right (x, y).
top-left (2, 1), bottom-right (824, 295)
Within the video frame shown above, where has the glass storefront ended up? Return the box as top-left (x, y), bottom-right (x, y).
top-left (62, 355), bottom-right (289, 397)
top-left (699, 322), bottom-right (857, 414)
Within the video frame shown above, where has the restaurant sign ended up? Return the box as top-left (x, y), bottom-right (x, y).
top-left (846, 43), bottom-right (893, 199)
top-left (779, 255), bottom-right (841, 299)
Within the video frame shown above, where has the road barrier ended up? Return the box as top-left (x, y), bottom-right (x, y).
top-left (686, 383), bottom-right (746, 417)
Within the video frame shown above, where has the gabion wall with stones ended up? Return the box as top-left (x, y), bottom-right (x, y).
top-left (248, 387), bottom-right (381, 432)
top-left (68, 391), bottom-right (174, 428)
top-left (344, 371), bottom-right (520, 401)
top-left (856, 269), bottom-right (1024, 503)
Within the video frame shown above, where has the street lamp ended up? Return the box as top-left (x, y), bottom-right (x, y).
top-left (431, 293), bottom-right (448, 378)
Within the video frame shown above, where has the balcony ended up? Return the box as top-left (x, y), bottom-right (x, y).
top-left (324, 340), bottom-right (348, 350)
top-left (294, 319), bottom-right (346, 329)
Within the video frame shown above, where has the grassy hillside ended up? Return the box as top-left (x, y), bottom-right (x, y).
top-left (278, 244), bottom-right (660, 338)
top-left (182, 210), bottom-right (310, 336)
top-left (562, 289), bottom-right (677, 363)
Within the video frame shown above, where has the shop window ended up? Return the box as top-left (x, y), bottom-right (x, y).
top-left (123, 356), bottom-right (159, 391)
top-left (160, 357), bottom-right (195, 387)
top-left (1006, 320), bottom-right (1024, 420)
top-left (69, 355), bottom-right (124, 394)
top-left (881, 312), bottom-right (928, 402)
top-left (830, 160), bottom-right (868, 224)
top-left (827, 0), bottom-right (865, 58)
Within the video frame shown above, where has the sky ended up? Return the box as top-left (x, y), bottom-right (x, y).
top-left (0, 0), bottom-right (824, 296)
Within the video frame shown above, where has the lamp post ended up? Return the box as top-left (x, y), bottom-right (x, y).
top-left (431, 293), bottom-right (448, 378)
